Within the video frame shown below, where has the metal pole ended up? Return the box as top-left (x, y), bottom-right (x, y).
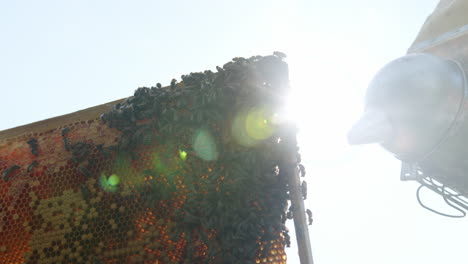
top-left (282, 124), bottom-right (314, 264)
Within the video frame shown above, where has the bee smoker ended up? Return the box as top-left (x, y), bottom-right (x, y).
top-left (348, 52), bottom-right (468, 215)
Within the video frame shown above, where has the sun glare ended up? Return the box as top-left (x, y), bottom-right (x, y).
top-left (284, 54), bottom-right (369, 166)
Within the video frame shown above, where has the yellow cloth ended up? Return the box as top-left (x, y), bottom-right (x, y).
top-left (410, 0), bottom-right (468, 50)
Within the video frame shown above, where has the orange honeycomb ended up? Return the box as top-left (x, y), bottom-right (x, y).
top-left (0, 116), bottom-right (287, 264)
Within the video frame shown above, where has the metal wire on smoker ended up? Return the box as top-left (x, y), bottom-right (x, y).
top-left (416, 176), bottom-right (466, 218)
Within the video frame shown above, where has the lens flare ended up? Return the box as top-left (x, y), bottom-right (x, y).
top-left (232, 111), bottom-right (257, 147)
top-left (245, 108), bottom-right (274, 140)
top-left (100, 173), bottom-right (119, 192)
top-left (192, 129), bottom-right (219, 161)
top-left (179, 150), bottom-right (188, 161)
top-left (232, 107), bottom-right (275, 147)
top-left (108, 174), bottom-right (120, 186)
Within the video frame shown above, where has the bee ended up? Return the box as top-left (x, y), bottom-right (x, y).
top-left (87, 157), bottom-right (97, 167)
top-left (78, 166), bottom-right (92, 178)
top-left (63, 137), bottom-right (71, 151)
top-left (61, 127), bottom-right (70, 136)
top-left (306, 209), bottom-right (313, 226)
top-left (27, 138), bottom-right (39, 156)
top-left (99, 145), bottom-right (117, 158)
top-left (100, 113), bottom-right (108, 124)
top-left (283, 230), bottom-right (291, 248)
top-left (298, 164), bottom-right (306, 177)
top-left (61, 127), bottom-right (71, 151)
top-left (27, 161), bottom-right (39, 173)
top-left (118, 132), bottom-right (133, 151)
top-left (71, 142), bottom-right (91, 163)
top-left (132, 125), bottom-right (152, 146)
top-left (296, 152), bottom-right (302, 164)
top-left (286, 204), bottom-right (294, 219)
top-left (3, 165), bottom-right (20, 181)
top-left (96, 144), bottom-right (104, 152)
top-left (216, 66), bottom-right (224, 73)
top-left (273, 51), bottom-right (287, 59)
top-left (301, 181), bottom-right (307, 200)
top-left (281, 212), bottom-right (287, 224)
top-left (92, 258), bottom-right (104, 264)
top-left (80, 184), bottom-right (91, 200)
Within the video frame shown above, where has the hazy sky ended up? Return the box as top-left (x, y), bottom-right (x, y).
top-left (4, 1), bottom-right (467, 264)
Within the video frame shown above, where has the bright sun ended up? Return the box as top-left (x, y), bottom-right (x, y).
top-left (284, 60), bottom-right (366, 167)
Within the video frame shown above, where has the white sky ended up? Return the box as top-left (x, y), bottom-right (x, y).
top-left (3, 1), bottom-right (468, 263)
